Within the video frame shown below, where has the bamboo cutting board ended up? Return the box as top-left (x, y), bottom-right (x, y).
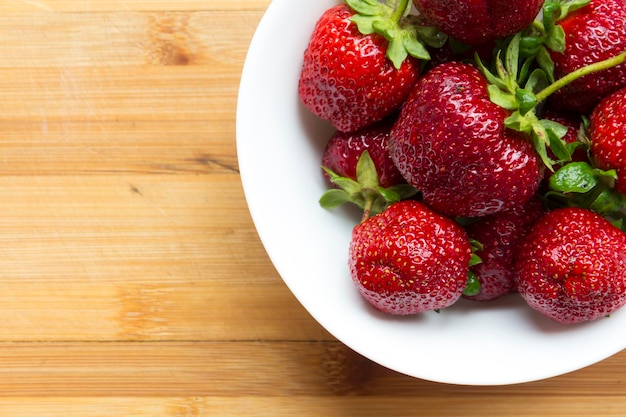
top-left (0, 0), bottom-right (624, 415)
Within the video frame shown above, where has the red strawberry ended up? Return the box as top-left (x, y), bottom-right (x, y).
top-left (349, 200), bottom-right (471, 315)
top-left (321, 118), bottom-right (406, 189)
top-left (412, 0), bottom-right (544, 46)
top-left (298, 4), bottom-right (421, 132)
top-left (589, 86), bottom-right (626, 195)
top-left (548, 0), bottom-right (626, 114)
top-left (389, 61), bottom-right (544, 218)
top-left (464, 197), bottom-right (545, 302)
top-left (515, 207), bottom-right (626, 324)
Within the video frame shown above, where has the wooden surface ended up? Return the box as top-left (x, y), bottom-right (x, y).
top-left (0, 0), bottom-right (624, 415)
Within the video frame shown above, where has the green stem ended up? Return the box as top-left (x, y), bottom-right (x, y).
top-left (535, 50), bottom-right (626, 103)
top-left (390, 0), bottom-right (410, 22)
top-left (361, 197), bottom-right (374, 222)
top-left (530, 19), bottom-right (546, 35)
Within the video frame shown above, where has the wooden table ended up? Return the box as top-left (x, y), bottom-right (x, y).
top-left (0, 0), bottom-right (624, 415)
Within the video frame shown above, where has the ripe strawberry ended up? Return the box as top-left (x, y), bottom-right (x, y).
top-left (321, 118), bottom-right (406, 189)
top-left (464, 197), bottom-right (545, 302)
top-left (548, 0), bottom-right (626, 114)
top-left (412, 0), bottom-right (544, 46)
top-left (349, 200), bottom-right (472, 315)
top-left (515, 207), bottom-right (626, 324)
top-left (298, 3), bottom-right (422, 132)
top-left (389, 61), bottom-right (544, 218)
top-left (589, 86), bottom-right (626, 195)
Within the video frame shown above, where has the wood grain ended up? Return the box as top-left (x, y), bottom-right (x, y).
top-left (0, 0), bottom-right (623, 415)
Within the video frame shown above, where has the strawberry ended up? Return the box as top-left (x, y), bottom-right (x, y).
top-left (589, 86), bottom-right (626, 195)
top-left (515, 207), bottom-right (626, 324)
top-left (348, 200), bottom-right (472, 315)
top-left (548, 0), bottom-right (626, 114)
top-left (321, 118), bottom-right (406, 189)
top-left (412, 0), bottom-right (544, 46)
top-left (464, 197), bottom-right (545, 301)
top-left (389, 60), bottom-right (544, 217)
top-left (298, 1), bottom-right (439, 133)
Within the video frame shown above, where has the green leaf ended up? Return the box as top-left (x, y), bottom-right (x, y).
top-left (505, 110), bottom-right (534, 134)
top-left (487, 85), bottom-right (518, 110)
top-left (533, 120), bottom-right (552, 145)
top-left (539, 119), bottom-right (573, 163)
top-left (547, 130), bottom-right (572, 163)
top-left (319, 189), bottom-right (351, 209)
top-left (333, 177), bottom-right (364, 196)
top-left (524, 68), bottom-right (549, 93)
top-left (462, 271), bottom-right (481, 297)
top-left (372, 18), bottom-right (396, 40)
top-left (386, 183), bottom-right (420, 200)
top-left (531, 131), bottom-right (558, 170)
top-left (536, 47), bottom-right (556, 82)
top-left (386, 34), bottom-right (410, 69)
top-left (345, 0), bottom-right (384, 16)
top-left (468, 253), bottom-right (482, 268)
top-left (323, 167), bottom-right (363, 196)
top-left (495, 53), bottom-right (510, 87)
top-left (590, 188), bottom-right (624, 214)
top-left (355, 150), bottom-right (379, 190)
top-left (350, 14), bottom-right (378, 35)
top-left (611, 216), bottom-right (626, 232)
top-left (403, 32), bottom-right (431, 61)
top-left (594, 167), bottom-right (618, 180)
top-left (415, 25), bottom-right (447, 48)
top-left (477, 55), bottom-right (508, 90)
top-left (556, 0), bottom-right (591, 20)
top-left (541, 118), bottom-right (568, 137)
top-left (545, 25), bottom-right (566, 52)
top-left (378, 186), bottom-right (401, 203)
top-left (449, 37), bottom-right (472, 54)
top-left (470, 238), bottom-right (484, 253)
top-left (505, 33), bottom-right (522, 81)
top-left (549, 161), bottom-right (599, 193)
top-left (518, 57), bottom-right (534, 86)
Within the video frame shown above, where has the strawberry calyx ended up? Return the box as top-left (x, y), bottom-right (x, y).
top-left (463, 239), bottom-right (483, 297)
top-left (319, 150), bottom-right (418, 221)
top-left (519, 0), bottom-right (591, 82)
top-left (477, 34), bottom-right (572, 170)
top-left (545, 161), bottom-right (626, 230)
top-left (540, 119), bottom-right (626, 230)
top-left (346, 0), bottom-right (447, 69)
top-left (478, 34), bottom-right (626, 171)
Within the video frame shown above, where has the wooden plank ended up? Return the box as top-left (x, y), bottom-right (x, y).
top-left (0, 396), bottom-right (624, 417)
top-left (0, 0), bottom-right (272, 13)
top-left (0, 174), bottom-right (329, 341)
top-left (0, 12), bottom-right (261, 68)
top-left (0, 12), bottom-right (261, 175)
top-left (0, 341), bottom-right (622, 398)
top-left (0, 120), bottom-right (240, 176)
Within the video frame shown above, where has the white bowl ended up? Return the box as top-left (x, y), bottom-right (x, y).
top-left (236, 0), bottom-right (626, 385)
